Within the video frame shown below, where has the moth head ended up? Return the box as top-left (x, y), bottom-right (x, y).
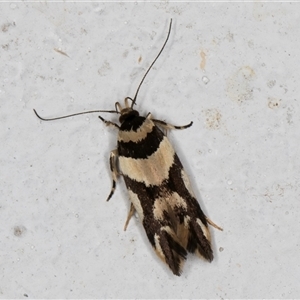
top-left (116, 97), bottom-right (139, 124)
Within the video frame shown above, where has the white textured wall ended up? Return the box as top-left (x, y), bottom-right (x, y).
top-left (1, 2), bottom-right (299, 298)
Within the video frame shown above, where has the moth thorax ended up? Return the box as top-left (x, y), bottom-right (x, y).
top-left (119, 108), bottom-right (139, 123)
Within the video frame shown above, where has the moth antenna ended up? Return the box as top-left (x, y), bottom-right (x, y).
top-left (131, 19), bottom-right (173, 108)
top-left (33, 109), bottom-right (117, 121)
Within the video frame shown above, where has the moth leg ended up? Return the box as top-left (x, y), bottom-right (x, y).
top-left (206, 216), bottom-right (223, 231)
top-left (123, 203), bottom-right (136, 231)
top-left (106, 149), bottom-right (119, 202)
top-left (99, 116), bottom-right (120, 129)
top-left (152, 119), bottom-right (193, 130)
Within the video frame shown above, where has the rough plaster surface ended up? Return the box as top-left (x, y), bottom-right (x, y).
top-left (1, 2), bottom-right (299, 299)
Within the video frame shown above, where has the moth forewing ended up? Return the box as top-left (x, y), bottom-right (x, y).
top-left (33, 19), bottom-right (222, 276)
top-left (107, 109), bottom-right (220, 275)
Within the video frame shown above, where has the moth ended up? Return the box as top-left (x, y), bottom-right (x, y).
top-left (34, 19), bottom-right (222, 276)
